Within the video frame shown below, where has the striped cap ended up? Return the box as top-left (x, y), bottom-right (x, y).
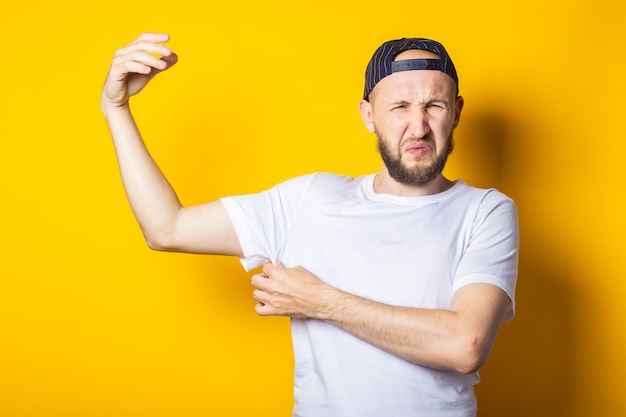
top-left (363, 38), bottom-right (458, 100)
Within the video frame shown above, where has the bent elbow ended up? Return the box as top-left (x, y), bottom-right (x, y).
top-left (144, 230), bottom-right (178, 252)
top-left (453, 337), bottom-right (491, 375)
top-left (454, 355), bottom-right (484, 375)
top-left (145, 237), bottom-right (167, 251)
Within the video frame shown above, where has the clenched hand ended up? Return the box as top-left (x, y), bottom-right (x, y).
top-left (101, 32), bottom-right (178, 114)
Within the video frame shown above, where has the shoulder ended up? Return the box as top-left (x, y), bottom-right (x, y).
top-left (446, 183), bottom-right (518, 235)
top-left (454, 182), bottom-right (516, 212)
top-left (469, 188), bottom-right (519, 244)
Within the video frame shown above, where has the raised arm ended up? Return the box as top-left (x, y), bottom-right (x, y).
top-left (101, 33), bottom-right (241, 256)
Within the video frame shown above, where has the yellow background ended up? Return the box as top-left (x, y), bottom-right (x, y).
top-left (1, 0), bottom-right (625, 416)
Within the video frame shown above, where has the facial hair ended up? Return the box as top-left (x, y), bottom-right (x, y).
top-left (376, 132), bottom-right (454, 186)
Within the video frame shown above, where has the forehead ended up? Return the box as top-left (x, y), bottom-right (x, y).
top-left (394, 49), bottom-right (441, 61)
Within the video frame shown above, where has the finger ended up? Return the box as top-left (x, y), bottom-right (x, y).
top-left (250, 273), bottom-right (269, 289)
top-left (252, 289), bottom-right (267, 304)
top-left (115, 42), bottom-right (172, 62)
top-left (109, 51), bottom-right (169, 81)
top-left (113, 58), bottom-right (153, 77)
top-left (151, 52), bottom-right (179, 75)
top-left (255, 302), bottom-right (270, 316)
top-left (253, 291), bottom-right (273, 316)
top-left (120, 32), bottom-right (170, 54)
top-left (133, 32), bottom-right (170, 44)
top-left (262, 262), bottom-right (281, 276)
top-left (161, 52), bottom-right (179, 68)
top-left (113, 48), bottom-right (169, 70)
top-left (113, 33), bottom-right (174, 74)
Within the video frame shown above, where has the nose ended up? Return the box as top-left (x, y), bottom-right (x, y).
top-left (408, 108), bottom-right (431, 139)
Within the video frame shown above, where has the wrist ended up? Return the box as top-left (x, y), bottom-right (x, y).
top-left (101, 101), bottom-right (133, 122)
top-left (100, 94), bottom-right (131, 118)
top-left (314, 283), bottom-right (348, 321)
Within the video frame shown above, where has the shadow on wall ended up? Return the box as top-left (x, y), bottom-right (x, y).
top-left (460, 113), bottom-right (576, 417)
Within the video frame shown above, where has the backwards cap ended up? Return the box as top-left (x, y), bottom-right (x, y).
top-left (363, 38), bottom-right (458, 100)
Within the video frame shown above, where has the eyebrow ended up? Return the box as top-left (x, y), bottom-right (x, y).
top-left (387, 99), bottom-right (411, 106)
top-left (387, 98), bottom-right (450, 107)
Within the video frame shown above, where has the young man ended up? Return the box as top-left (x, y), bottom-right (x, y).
top-left (101, 34), bottom-right (518, 417)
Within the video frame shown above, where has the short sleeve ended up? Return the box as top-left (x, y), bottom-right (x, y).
top-left (452, 190), bottom-right (519, 320)
top-left (220, 174), bottom-right (316, 271)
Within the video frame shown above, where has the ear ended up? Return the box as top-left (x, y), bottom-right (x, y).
top-left (359, 99), bottom-right (376, 133)
top-left (453, 96), bottom-right (464, 129)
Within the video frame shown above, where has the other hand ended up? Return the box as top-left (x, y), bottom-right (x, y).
top-left (251, 263), bottom-right (336, 319)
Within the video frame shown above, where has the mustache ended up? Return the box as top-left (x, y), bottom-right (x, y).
top-left (401, 134), bottom-right (433, 146)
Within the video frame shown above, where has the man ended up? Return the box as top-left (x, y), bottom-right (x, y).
top-left (101, 33), bottom-right (518, 417)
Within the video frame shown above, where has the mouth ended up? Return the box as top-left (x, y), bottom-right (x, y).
top-left (403, 141), bottom-right (432, 157)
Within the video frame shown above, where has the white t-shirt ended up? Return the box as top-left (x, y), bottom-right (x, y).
top-left (221, 173), bottom-right (518, 417)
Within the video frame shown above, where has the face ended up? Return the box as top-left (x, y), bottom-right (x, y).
top-left (360, 50), bottom-right (464, 187)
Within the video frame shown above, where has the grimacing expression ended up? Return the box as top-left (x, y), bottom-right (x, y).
top-left (362, 49), bottom-right (463, 187)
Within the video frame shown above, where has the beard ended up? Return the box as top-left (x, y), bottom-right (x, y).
top-left (376, 131), bottom-right (454, 186)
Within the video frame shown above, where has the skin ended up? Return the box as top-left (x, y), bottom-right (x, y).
top-left (102, 34), bottom-right (512, 375)
top-left (101, 33), bottom-right (242, 256)
top-left (360, 49), bottom-right (464, 196)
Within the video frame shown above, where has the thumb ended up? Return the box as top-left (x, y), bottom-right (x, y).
top-left (148, 52), bottom-right (179, 79)
top-left (262, 260), bottom-right (284, 276)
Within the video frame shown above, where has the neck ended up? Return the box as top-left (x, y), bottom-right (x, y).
top-left (373, 170), bottom-right (455, 196)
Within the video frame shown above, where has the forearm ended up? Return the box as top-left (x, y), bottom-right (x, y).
top-left (255, 263), bottom-right (510, 374)
top-left (255, 264), bottom-right (506, 373)
top-left (104, 106), bottom-right (183, 249)
top-left (321, 289), bottom-right (481, 373)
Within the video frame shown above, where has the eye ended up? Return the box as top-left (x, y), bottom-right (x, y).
top-left (426, 102), bottom-right (446, 113)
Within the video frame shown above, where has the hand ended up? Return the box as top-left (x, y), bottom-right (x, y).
top-left (101, 33), bottom-right (178, 114)
top-left (251, 263), bottom-right (335, 319)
